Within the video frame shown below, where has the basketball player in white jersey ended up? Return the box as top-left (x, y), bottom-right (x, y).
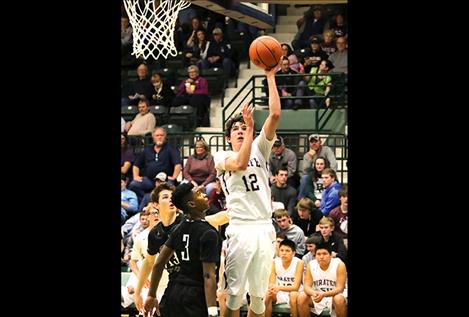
top-left (265, 239), bottom-right (304, 317)
top-left (297, 242), bottom-right (347, 317)
top-left (214, 61), bottom-right (282, 317)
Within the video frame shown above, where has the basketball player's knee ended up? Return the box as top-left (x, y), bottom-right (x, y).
top-left (250, 296), bottom-right (265, 314)
top-left (333, 294), bottom-right (346, 305)
top-left (226, 294), bottom-right (243, 311)
top-left (297, 292), bottom-right (309, 305)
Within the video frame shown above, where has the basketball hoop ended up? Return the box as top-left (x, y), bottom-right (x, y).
top-left (123, 0), bottom-right (191, 60)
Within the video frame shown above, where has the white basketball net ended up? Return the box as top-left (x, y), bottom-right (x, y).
top-left (123, 0), bottom-right (191, 60)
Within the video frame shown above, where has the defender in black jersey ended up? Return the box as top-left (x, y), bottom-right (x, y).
top-left (144, 182), bottom-right (221, 317)
top-left (134, 183), bottom-right (184, 314)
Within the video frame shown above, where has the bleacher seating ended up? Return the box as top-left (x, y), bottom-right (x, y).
top-left (158, 68), bottom-right (176, 87)
top-left (169, 105), bottom-right (197, 131)
top-left (150, 105), bottom-right (169, 126)
top-left (161, 123), bottom-right (183, 134)
top-left (201, 67), bottom-right (226, 95)
top-left (121, 105), bottom-right (139, 122)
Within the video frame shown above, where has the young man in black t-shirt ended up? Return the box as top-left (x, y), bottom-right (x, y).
top-left (134, 182), bottom-right (184, 313)
top-left (143, 182), bottom-right (221, 317)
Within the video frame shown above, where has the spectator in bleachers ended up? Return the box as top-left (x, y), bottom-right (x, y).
top-left (121, 174), bottom-right (139, 224)
top-left (273, 209), bottom-right (306, 258)
top-left (264, 239), bottom-right (303, 317)
top-left (304, 59), bottom-right (334, 108)
top-left (124, 63), bottom-right (154, 106)
top-left (274, 233), bottom-right (286, 258)
top-left (301, 36), bottom-right (329, 73)
top-left (207, 178), bottom-right (226, 215)
top-left (319, 168), bottom-right (341, 216)
top-left (201, 27), bottom-right (236, 81)
top-left (292, 197), bottom-right (323, 238)
top-left (150, 73), bottom-right (174, 107)
top-left (320, 30), bottom-right (336, 56)
top-left (329, 184), bottom-right (347, 239)
top-left (121, 212), bottom-right (147, 250)
top-left (281, 43), bottom-right (304, 73)
top-left (184, 29), bottom-right (211, 68)
top-left (269, 136), bottom-right (299, 189)
top-left (275, 57), bottom-right (305, 110)
top-left (297, 156), bottom-right (329, 208)
top-left (183, 139), bottom-right (217, 196)
top-left (297, 239), bottom-right (347, 317)
top-left (121, 16), bottom-right (132, 57)
top-left (121, 134), bottom-right (135, 180)
top-left (128, 127), bottom-right (182, 201)
top-left (300, 134), bottom-right (337, 175)
top-left (292, 6), bottom-right (326, 50)
top-left (172, 65), bottom-right (210, 126)
top-left (328, 12), bottom-right (347, 38)
top-left (301, 235), bottom-right (323, 275)
top-left (121, 210), bottom-right (151, 270)
top-left (270, 167), bottom-right (298, 216)
top-left (183, 17), bottom-right (206, 49)
top-left (124, 99), bottom-right (156, 136)
top-left (328, 36), bottom-right (347, 74)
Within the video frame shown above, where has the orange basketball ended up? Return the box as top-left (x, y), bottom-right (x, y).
top-left (249, 36), bottom-right (283, 70)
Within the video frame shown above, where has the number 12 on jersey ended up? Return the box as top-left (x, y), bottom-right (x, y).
top-left (242, 174), bottom-right (259, 192)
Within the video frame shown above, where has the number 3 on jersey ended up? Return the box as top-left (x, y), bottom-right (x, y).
top-left (242, 174), bottom-right (259, 192)
top-left (181, 234), bottom-right (190, 261)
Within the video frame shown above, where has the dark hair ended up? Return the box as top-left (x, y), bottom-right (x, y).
top-left (150, 182), bottom-right (176, 203)
top-left (275, 166), bottom-right (289, 176)
top-left (323, 59), bottom-right (334, 70)
top-left (281, 43), bottom-right (293, 56)
top-left (315, 241), bottom-right (332, 254)
top-left (138, 98), bottom-right (150, 107)
top-left (321, 167), bottom-right (337, 180)
top-left (171, 182), bottom-right (195, 213)
top-left (121, 173), bottom-right (128, 182)
top-left (279, 239), bottom-right (296, 252)
top-left (276, 232), bottom-right (287, 240)
top-left (305, 235), bottom-right (323, 245)
top-left (224, 113), bottom-right (245, 137)
top-left (339, 184), bottom-right (348, 197)
top-left (311, 156), bottom-right (330, 182)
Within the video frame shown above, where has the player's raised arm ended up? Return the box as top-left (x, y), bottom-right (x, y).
top-left (262, 58), bottom-right (282, 140)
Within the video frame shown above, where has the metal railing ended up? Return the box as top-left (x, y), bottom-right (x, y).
top-left (222, 72), bottom-right (347, 134)
top-left (131, 131), bottom-right (347, 184)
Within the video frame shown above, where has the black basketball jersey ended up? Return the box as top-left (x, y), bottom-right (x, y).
top-left (165, 219), bottom-right (221, 287)
top-left (147, 213), bottom-right (185, 279)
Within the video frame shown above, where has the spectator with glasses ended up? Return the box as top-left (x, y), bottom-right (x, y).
top-left (128, 127), bottom-right (182, 202)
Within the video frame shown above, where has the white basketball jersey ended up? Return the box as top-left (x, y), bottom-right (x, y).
top-left (214, 129), bottom-right (275, 222)
top-left (274, 256), bottom-right (301, 287)
top-left (308, 257), bottom-right (342, 292)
